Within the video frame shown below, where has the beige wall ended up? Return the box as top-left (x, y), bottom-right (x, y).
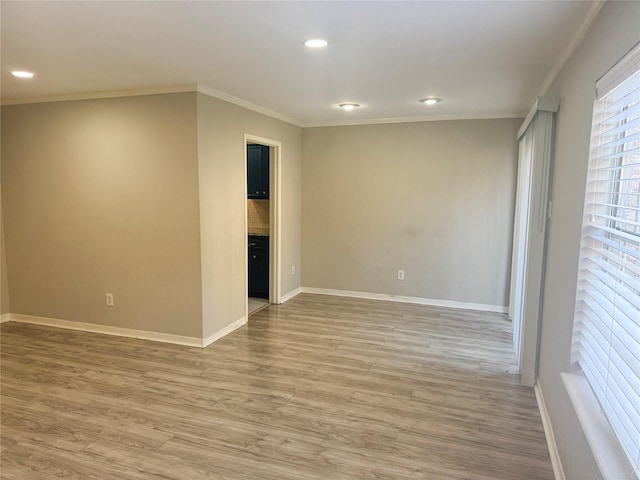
top-left (196, 93), bottom-right (302, 339)
top-left (1, 93), bottom-right (203, 337)
top-left (536, 2), bottom-right (640, 478)
top-left (302, 119), bottom-right (521, 308)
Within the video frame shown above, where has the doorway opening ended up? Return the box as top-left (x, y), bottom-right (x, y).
top-left (244, 134), bottom-right (281, 317)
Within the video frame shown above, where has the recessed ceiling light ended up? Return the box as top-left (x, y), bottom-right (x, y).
top-left (339, 103), bottom-right (359, 111)
top-left (420, 98), bottom-right (442, 105)
top-left (304, 39), bottom-right (328, 48)
top-left (11, 70), bottom-right (34, 79)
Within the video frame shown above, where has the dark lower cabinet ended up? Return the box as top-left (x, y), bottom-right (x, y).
top-left (248, 235), bottom-right (269, 298)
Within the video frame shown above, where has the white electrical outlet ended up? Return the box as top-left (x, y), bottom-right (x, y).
top-left (105, 293), bottom-right (114, 307)
top-left (397, 270), bottom-right (405, 280)
top-left (291, 265), bottom-right (296, 275)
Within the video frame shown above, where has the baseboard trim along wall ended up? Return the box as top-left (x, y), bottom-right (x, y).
top-left (280, 287), bottom-right (302, 304)
top-left (5, 313), bottom-right (247, 348)
top-left (2, 287), bottom-right (506, 346)
top-left (534, 381), bottom-right (566, 480)
top-left (9, 313), bottom-right (204, 347)
top-left (300, 287), bottom-right (509, 313)
top-left (202, 315), bottom-right (247, 348)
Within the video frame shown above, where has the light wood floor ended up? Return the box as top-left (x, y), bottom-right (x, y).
top-left (0, 294), bottom-right (554, 479)
top-left (248, 297), bottom-right (270, 315)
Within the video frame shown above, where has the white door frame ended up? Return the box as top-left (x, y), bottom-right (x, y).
top-left (244, 134), bottom-right (282, 314)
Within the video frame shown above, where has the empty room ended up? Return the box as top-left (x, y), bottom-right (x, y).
top-left (1, 1), bottom-right (639, 479)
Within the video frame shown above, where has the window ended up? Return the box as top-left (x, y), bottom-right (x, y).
top-left (571, 43), bottom-right (640, 478)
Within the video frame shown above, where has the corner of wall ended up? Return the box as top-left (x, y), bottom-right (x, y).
top-left (195, 92), bottom-right (303, 342)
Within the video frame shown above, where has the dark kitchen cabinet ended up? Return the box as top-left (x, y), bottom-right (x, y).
top-left (248, 235), bottom-right (269, 298)
top-left (247, 144), bottom-right (269, 199)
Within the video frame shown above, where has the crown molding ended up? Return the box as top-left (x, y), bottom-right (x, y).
top-left (2, 83), bottom-right (526, 128)
top-left (537, 0), bottom-right (606, 98)
top-left (302, 112), bottom-right (526, 128)
top-left (1, 85), bottom-right (197, 106)
top-left (195, 84), bottom-right (303, 127)
top-left (0, 82), bottom-right (305, 127)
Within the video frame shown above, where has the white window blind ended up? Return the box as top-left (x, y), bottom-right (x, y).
top-left (572, 43), bottom-right (640, 478)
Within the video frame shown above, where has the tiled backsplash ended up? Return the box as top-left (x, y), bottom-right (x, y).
top-left (248, 199), bottom-right (269, 234)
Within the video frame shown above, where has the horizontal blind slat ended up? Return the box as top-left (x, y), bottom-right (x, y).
top-left (610, 335), bottom-right (640, 392)
top-left (604, 396), bottom-right (640, 464)
top-left (593, 203), bottom-right (640, 213)
top-left (609, 351), bottom-right (640, 417)
top-left (588, 147), bottom-right (640, 165)
top-left (598, 114), bottom-right (640, 139)
top-left (583, 257), bottom-right (640, 294)
top-left (586, 245), bottom-right (640, 277)
top-left (605, 379), bottom-right (640, 451)
top-left (589, 234), bottom-right (640, 260)
top-left (591, 130), bottom-right (640, 153)
top-left (591, 215), bottom-right (640, 234)
top-left (612, 314), bottom-right (640, 354)
top-left (596, 87), bottom-right (640, 112)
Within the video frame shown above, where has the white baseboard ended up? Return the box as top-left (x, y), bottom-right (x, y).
top-left (300, 287), bottom-right (508, 313)
top-left (534, 381), bottom-right (565, 480)
top-left (202, 315), bottom-right (247, 348)
top-left (7, 312), bottom-right (249, 348)
top-left (9, 313), bottom-right (204, 347)
top-left (279, 287), bottom-right (302, 304)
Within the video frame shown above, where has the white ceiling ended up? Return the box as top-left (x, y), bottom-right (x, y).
top-left (1, 1), bottom-right (596, 126)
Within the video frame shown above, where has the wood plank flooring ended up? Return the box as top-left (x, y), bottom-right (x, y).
top-left (0, 294), bottom-right (554, 479)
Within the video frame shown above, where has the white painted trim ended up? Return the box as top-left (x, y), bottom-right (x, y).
top-left (537, 1), bottom-right (606, 98)
top-left (596, 41), bottom-right (640, 99)
top-left (1, 85), bottom-right (197, 106)
top-left (202, 315), bottom-right (247, 348)
top-left (198, 85), bottom-right (302, 127)
top-left (1, 82), bottom-right (305, 127)
top-left (280, 287), bottom-right (302, 304)
top-left (534, 381), bottom-right (566, 480)
top-left (304, 112), bottom-right (526, 128)
top-left (0, 313), bottom-right (11, 324)
top-left (9, 314), bottom-right (203, 347)
top-left (300, 287), bottom-right (508, 313)
top-left (562, 373), bottom-right (638, 480)
top-left (2, 83), bottom-right (528, 128)
top-left (244, 143), bottom-right (250, 322)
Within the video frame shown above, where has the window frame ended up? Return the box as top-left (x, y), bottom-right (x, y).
top-left (569, 42), bottom-right (640, 480)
